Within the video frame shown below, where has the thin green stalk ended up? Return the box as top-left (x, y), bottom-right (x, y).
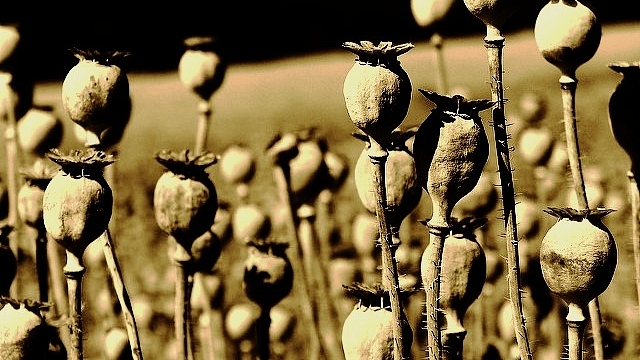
top-left (559, 74), bottom-right (604, 360)
top-left (483, 27), bottom-right (533, 360)
top-left (367, 139), bottom-right (407, 360)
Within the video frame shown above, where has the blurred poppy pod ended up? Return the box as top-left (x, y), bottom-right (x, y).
top-left (353, 129), bottom-right (422, 229)
top-left (242, 239), bottom-right (293, 309)
top-left (0, 72), bottom-right (34, 123)
top-left (411, 0), bottom-right (456, 28)
top-left (153, 149), bottom-right (218, 251)
top-left (17, 158), bottom-right (57, 229)
top-left (42, 149), bottom-right (115, 258)
top-left (17, 105), bottom-right (63, 157)
top-left (61, 48), bottom-right (131, 147)
top-left (608, 61), bottom-right (640, 174)
top-left (0, 298), bottom-right (53, 360)
top-left (0, 24), bottom-right (20, 68)
top-left (343, 41), bottom-right (413, 147)
top-left (463, 0), bottom-right (523, 35)
top-left (219, 144), bottom-right (256, 185)
top-left (413, 90), bottom-right (493, 228)
top-left (179, 36), bottom-right (227, 101)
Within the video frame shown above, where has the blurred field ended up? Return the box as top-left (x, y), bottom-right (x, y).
top-left (3, 20), bottom-right (640, 359)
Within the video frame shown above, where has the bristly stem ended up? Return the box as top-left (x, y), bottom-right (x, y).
top-left (367, 138), bottom-right (407, 360)
top-left (483, 28), bottom-right (533, 360)
top-left (559, 74), bottom-right (604, 360)
top-left (424, 225), bottom-right (447, 360)
top-left (101, 230), bottom-right (145, 360)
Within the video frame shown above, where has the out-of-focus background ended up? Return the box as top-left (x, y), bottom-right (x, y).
top-left (3, 0), bottom-right (640, 80)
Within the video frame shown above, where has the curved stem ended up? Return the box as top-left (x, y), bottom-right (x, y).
top-left (64, 251), bottom-right (86, 360)
top-left (272, 163), bottom-right (321, 360)
top-left (101, 230), bottom-right (145, 360)
top-left (195, 100), bottom-right (212, 154)
top-left (367, 139), bottom-right (407, 360)
top-left (628, 171), bottom-right (640, 317)
top-left (424, 225), bottom-right (446, 360)
top-left (256, 306), bottom-right (272, 360)
top-left (484, 29), bottom-right (533, 360)
top-left (174, 245), bottom-right (193, 360)
top-left (559, 74), bottom-right (605, 360)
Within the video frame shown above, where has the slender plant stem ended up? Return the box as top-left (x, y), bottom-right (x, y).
top-left (431, 33), bottom-right (449, 95)
top-left (174, 244), bottom-right (193, 360)
top-left (2, 78), bottom-right (21, 298)
top-left (271, 163), bottom-right (321, 360)
top-left (64, 250), bottom-right (86, 360)
top-left (628, 171), bottom-right (640, 317)
top-left (424, 225), bottom-right (446, 360)
top-left (566, 304), bottom-right (587, 360)
top-left (101, 230), bottom-right (145, 360)
top-left (297, 205), bottom-right (345, 360)
top-left (559, 74), bottom-right (604, 360)
top-left (367, 139), bottom-right (406, 360)
top-left (195, 272), bottom-right (227, 360)
top-left (256, 306), bottom-right (272, 360)
top-left (195, 100), bottom-right (212, 154)
top-left (36, 228), bottom-right (49, 302)
top-left (47, 233), bottom-right (67, 316)
top-left (483, 27), bottom-right (533, 360)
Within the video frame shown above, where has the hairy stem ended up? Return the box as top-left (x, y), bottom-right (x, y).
top-left (484, 28), bottom-right (533, 360)
top-left (424, 226), bottom-right (446, 360)
top-left (367, 139), bottom-right (407, 360)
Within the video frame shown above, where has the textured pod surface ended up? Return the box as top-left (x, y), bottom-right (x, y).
top-left (540, 207), bottom-right (617, 308)
top-left (243, 241), bottom-right (293, 308)
top-left (463, 0), bottom-right (522, 30)
top-left (154, 171), bottom-right (217, 249)
top-left (341, 283), bottom-right (413, 360)
top-left (413, 90), bottom-right (493, 227)
top-left (0, 299), bottom-right (50, 360)
top-left (343, 41), bottom-right (413, 145)
top-left (608, 62), bottom-right (640, 172)
top-left (421, 217), bottom-right (486, 333)
top-left (179, 48), bottom-right (226, 101)
top-left (354, 133), bottom-right (421, 228)
top-left (534, 0), bottom-right (601, 76)
top-left (61, 49), bottom-right (130, 142)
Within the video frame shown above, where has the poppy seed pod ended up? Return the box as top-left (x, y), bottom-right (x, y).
top-left (154, 149), bottom-right (219, 251)
top-left (42, 149), bottom-right (115, 258)
top-left (343, 41), bottom-right (413, 147)
top-left (0, 298), bottom-right (52, 360)
top-left (341, 283), bottom-right (414, 360)
top-left (17, 159), bottom-right (57, 229)
top-left (411, 0), bottom-right (456, 28)
top-left (0, 72), bottom-right (34, 123)
top-left (534, 0), bottom-right (601, 78)
top-left (17, 105), bottom-right (63, 157)
top-left (178, 36), bottom-right (227, 101)
top-left (608, 61), bottom-right (640, 174)
top-left (421, 217), bottom-right (486, 336)
top-left (413, 90), bottom-right (493, 228)
top-left (219, 144), bottom-right (256, 185)
top-left (463, 0), bottom-right (522, 33)
top-left (0, 24), bottom-right (20, 68)
top-left (61, 48), bottom-right (131, 147)
top-left (242, 239), bottom-right (293, 309)
top-left (353, 129), bottom-right (422, 229)
top-left (540, 207), bottom-right (617, 313)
